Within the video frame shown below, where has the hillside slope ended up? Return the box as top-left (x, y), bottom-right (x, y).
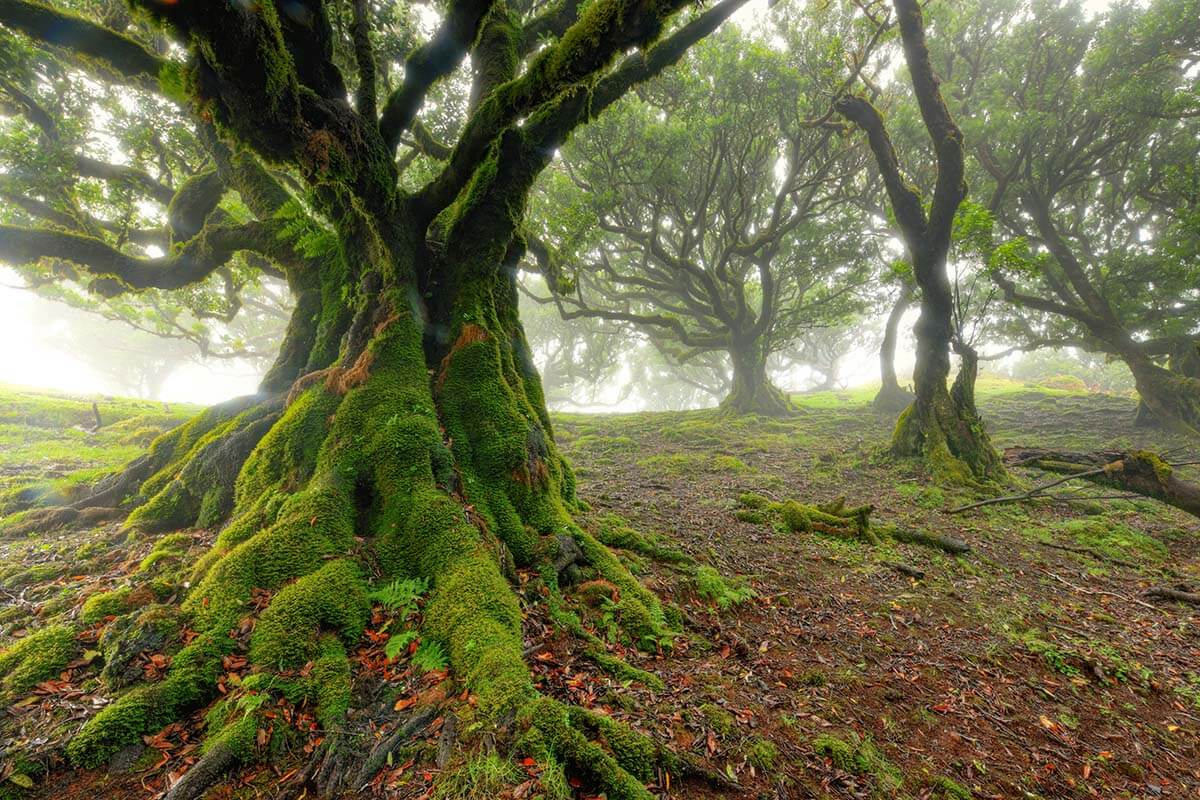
top-left (0, 381), bottom-right (1197, 799)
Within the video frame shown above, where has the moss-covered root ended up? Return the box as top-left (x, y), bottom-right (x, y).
top-left (892, 390), bottom-right (1005, 487)
top-left (92, 394), bottom-right (271, 519)
top-left (519, 700), bottom-right (739, 800)
top-left (0, 625), bottom-right (76, 705)
top-left (760, 494), bottom-right (879, 545)
top-left (125, 398), bottom-right (284, 533)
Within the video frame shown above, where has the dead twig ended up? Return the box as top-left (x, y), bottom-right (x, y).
top-left (947, 466), bottom-right (1110, 514)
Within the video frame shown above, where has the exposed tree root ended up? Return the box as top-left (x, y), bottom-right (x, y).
top-left (1, 504), bottom-right (125, 537)
top-left (887, 562), bottom-right (926, 580)
top-left (885, 526), bottom-right (971, 554)
top-left (2, 311), bottom-right (734, 800)
top-left (162, 740), bottom-right (238, 800)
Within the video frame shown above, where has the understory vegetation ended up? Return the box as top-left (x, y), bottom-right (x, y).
top-left (1, 381), bottom-right (1197, 798)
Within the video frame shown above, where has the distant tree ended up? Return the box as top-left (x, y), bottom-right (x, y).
top-left (526, 19), bottom-right (880, 415)
top-left (522, 284), bottom-right (737, 410)
top-left (931, 0), bottom-right (1200, 434)
top-left (873, 273), bottom-right (916, 411)
top-left (836, 0), bottom-right (1005, 482)
top-left (0, 0), bottom-right (753, 795)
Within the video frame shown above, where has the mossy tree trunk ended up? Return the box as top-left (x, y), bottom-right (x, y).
top-left (720, 338), bottom-right (793, 416)
top-left (1122, 347), bottom-right (1200, 438)
top-left (836, 0), bottom-right (1003, 484)
top-left (0, 0), bottom-right (753, 796)
top-left (1128, 340), bottom-right (1200, 434)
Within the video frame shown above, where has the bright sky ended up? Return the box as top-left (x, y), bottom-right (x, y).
top-left (0, 273), bottom-right (260, 403)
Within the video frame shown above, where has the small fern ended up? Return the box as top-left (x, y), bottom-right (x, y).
top-left (384, 630), bottom-right (420, 661)
top-left (273, 198), bottom-right (340, 260)
top-left (411, 639), bottom-right (448, 672)
top-left (368, 577), bottom-right (429, 618)
top-left (235, 691), bottom-right (268, 717)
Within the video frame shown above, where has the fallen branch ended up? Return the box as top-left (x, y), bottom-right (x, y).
top-left (1143, 586), bottom-right (1200, 607)
top-left (947, 466), bottom-right (1111, 514)
top-left (886, 526), bottom-right (971, 554)
top-left (886, 562), bottom-right (926, 580)
top-left (947, 448), bottom-right (1200, 520)
top-left (1036, 540), bottom-right (1138, 569)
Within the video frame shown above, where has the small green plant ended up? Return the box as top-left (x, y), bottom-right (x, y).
top-left (384, 630), bottom-right (419, 661)
top-left (368, 577), bottom-right (429, 618)
top-left (1019, 631), bottom-right (1079, 677)
top-left (235, 691), bottom-right (269, 717)
top-left (412, 639), bottom-right (448, 672)
top-left (432, 753), bottom-right (521, 799)
top-left (744, 737), bottom-right (778, 771)
top-left (812, 732), bottom-right (902, 793)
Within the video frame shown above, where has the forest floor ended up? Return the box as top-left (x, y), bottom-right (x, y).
top-left (1, 379), bottom-right (1198, 800)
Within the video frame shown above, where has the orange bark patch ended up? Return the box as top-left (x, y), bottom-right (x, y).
top-left (333, 349), bottom-right (375, 394)
top-left (372, 311), bottom-right (400, 337)
top-left (511, 457), bottom-right (550, 489)
top-left (435, 324), bottom-right (490, 391)
top-left (286, 367), bottom-right (339, 406)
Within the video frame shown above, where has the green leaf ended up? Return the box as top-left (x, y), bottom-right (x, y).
top-left (384, 630), bottom-right (419, 661)
top-left (8, 774), bottom-right (34, 788)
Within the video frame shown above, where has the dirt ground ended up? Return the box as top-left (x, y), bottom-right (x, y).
top-left (1, 381), bottom-right (1198, 799)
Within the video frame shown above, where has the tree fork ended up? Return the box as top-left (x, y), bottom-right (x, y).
top-left (836, 0), bottom-right (1002, 484)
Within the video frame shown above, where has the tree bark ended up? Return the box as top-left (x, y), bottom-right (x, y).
top-left (1005, 447), bottom-right (1200, 519)
top-left (874, 284), bottom-right (915, 412)
top-left (720, 340), bottom-right (792, 416)
top-left (1127, 340), bottom-right (1200, 435)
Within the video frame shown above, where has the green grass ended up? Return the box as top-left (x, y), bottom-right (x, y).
top-left (1056, 517), bottom-right (1169, 564)
top-left (0, 384), bottom-right (197, 495)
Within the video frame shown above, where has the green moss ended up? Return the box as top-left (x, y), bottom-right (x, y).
top-left (744, 737), bottom-right (778, 772)
top-left (694, 566), bottom-right (756, 609)
top-left (81, 586), bottom-right (133, 623)
top-left (594, 514), bottom-right (690, 564)
top-left (931, 775), bottom-right (973, 799)
top-left (698, 703), bottom-right (735, 736)
top-left (773, 498), bottom-right (876, 544)
top-left (575, 528), bottom-right (674, 649)
top-left (250, 559), bottom-right (368, 669)
top-left (518, 698), bottom-right (655, 800)
top-left (635, 453), bottom-right (707, 475)
top-left (574, 707), bottom-right (656, 782)
top-left (798, 668), bottom-right (827, 687)
top-left (535, 754), bottom-right (573, 800)
top-left (737, 492), bottom-right (769, 509)
top-left (138, 533), bottom-right (192, 573)
top-left (1, 562), bottom-right (62, 589)
top-left (0, 625), bottom-right (75, 703)
top-left (812, 733), bottom-right (902, 793)
top-left (1056, 517), bottom-right (1167, 564)
top-left (433, 754), bottom-right (522, 799)
top-left (710, 454), bottom-right (751, 473)
top-left (69, 631), bottom-right (229, 767)
top-left (234, 387), bottom-right (339, 514)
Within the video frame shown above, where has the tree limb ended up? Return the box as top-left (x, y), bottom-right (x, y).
top-left (0, 0), bottom-right (166, 89)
